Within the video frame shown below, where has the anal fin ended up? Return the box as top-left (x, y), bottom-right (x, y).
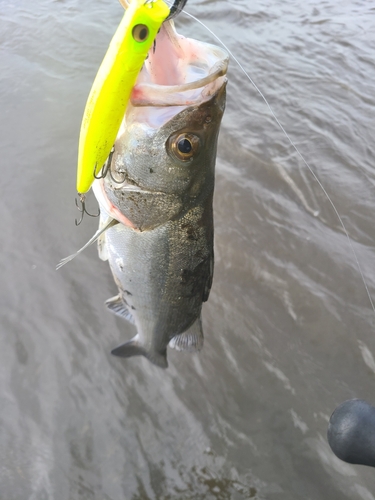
top-left (169, 315), bottom-right (204, 352)
top-left (105, 295), bottom-right (135, 324)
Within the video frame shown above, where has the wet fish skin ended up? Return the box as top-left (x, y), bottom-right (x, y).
top-left (97, 85), bottom-right (226, 368)
top-left (105, 196), bottom-right (213, 368)
top-left (104, 85), bottom-right (226, 232)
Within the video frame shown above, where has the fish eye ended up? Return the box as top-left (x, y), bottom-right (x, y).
top-left (168, 133), bottom-right (200, 162)
top-left (132, 24), bottom-right (149, 43)
top-left (178, 138), bottom-right (192, 154)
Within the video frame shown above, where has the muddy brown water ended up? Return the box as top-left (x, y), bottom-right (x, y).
top-left (1, 0), bottom-right (375, 498)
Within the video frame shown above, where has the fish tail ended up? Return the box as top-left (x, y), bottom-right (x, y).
top-left (111, 337), bottom-right (168, 369)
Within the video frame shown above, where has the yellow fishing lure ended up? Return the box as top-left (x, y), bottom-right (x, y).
top-left (77, 0), bottom-right (170, 194)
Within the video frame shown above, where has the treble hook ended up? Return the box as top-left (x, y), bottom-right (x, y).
top-left (93, 145), bottom-right (126, 184)
top-left (75, 193), bottom-right (100, 226)
top-left (93, 146), bottom-right (115, 180)
top-left (109, 167), bottom-right (127, 184)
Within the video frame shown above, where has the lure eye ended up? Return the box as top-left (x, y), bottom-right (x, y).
top-left (168, 133), bottom-right (200, 161)
top-left (132, 24), bottom-right (149, 43)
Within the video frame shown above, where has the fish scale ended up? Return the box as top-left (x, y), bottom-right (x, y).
top-left (103, 201), bottom-right (213, 368)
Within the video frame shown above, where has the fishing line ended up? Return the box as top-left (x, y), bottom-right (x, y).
top-left (178, 7), bottom-right (375, 314)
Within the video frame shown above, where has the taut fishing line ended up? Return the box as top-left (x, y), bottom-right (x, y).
top-left (175, 6), bottom-right (374, 315)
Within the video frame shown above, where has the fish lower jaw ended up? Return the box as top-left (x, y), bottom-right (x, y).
top-left (92, 178), bottom-right (137, 229)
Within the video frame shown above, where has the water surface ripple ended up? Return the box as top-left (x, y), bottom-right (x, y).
top-left (1, 0), bottom-right (375, 498)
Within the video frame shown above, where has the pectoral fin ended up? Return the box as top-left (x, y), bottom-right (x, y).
top-left (169, 315), bottom-right (204, 352)
top-left (111, 336), bottom-right (168, 369)
top-left (56, 218), bottom-right (118, 270)
top-left (105, 295), bottom-right (135, 324)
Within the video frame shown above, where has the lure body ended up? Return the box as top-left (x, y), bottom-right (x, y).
top-left (76, 0), bottom-right (170, 194)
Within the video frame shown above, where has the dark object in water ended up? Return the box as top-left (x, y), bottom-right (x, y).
top-left (327, 399), bottom-right (375, 467)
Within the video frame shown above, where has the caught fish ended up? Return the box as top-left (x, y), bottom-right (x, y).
top-left (92, 18), bottom-right (229, 368)
top-left (61, 0), bottom-right (373, 375)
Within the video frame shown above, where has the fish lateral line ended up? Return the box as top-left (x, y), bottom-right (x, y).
top-left (180, 9), bottom-right (375, 315)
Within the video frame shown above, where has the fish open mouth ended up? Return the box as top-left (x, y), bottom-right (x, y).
top-left (108, 20), bottom-right (229, 190)
top-left (129, 20), bottom-right (229, 109)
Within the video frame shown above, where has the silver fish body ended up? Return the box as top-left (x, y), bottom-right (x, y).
top-left (93, 22), bottom-right (228, 368)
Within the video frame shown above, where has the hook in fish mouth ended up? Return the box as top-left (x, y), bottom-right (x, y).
top-left (166, 0), bottom-right (188, 20)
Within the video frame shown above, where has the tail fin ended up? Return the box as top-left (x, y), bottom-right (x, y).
top-left (111, 337), bottom-right (168, 369)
